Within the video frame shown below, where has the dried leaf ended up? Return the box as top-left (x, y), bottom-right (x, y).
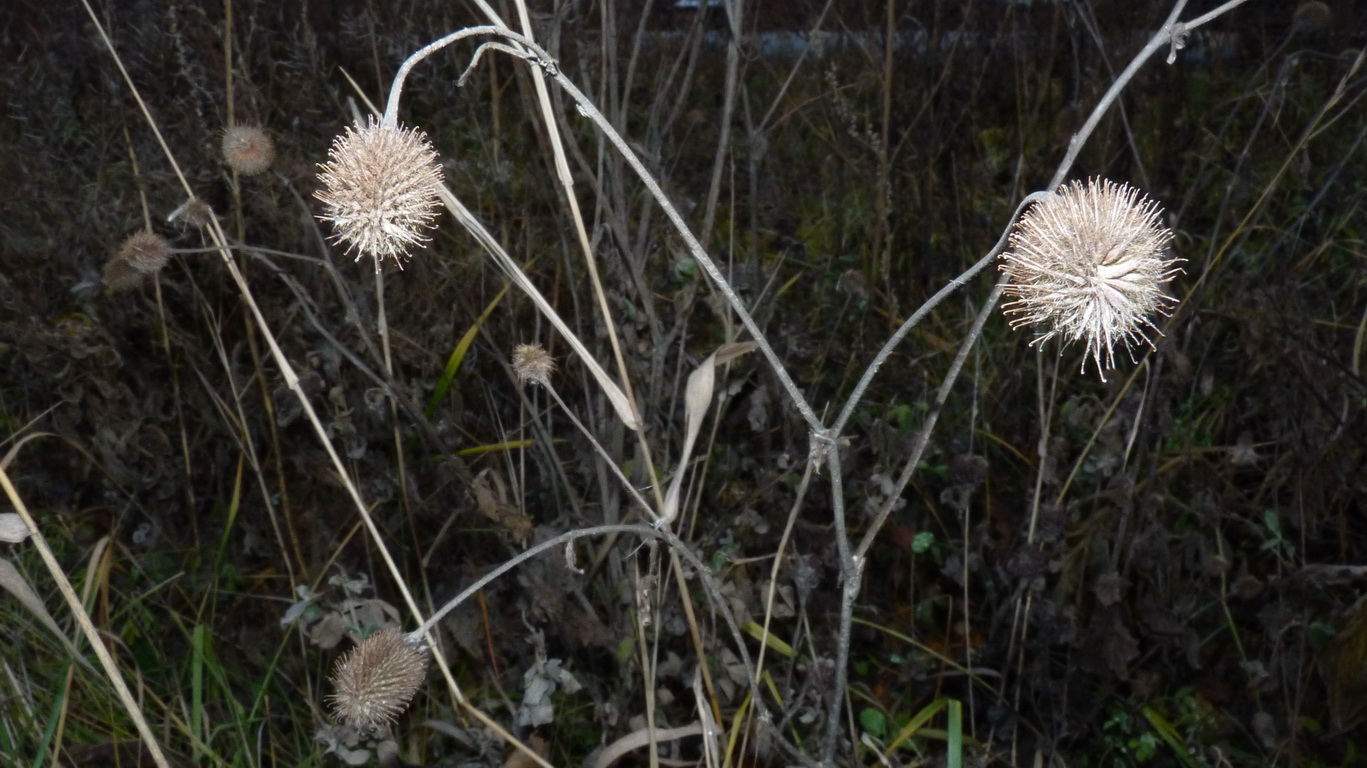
top-left (0, 512), bottom-right (30, 543)
top-left (516, 657), bottom-right (581, 728)
top-left (502, 733), bottom-right (549, 768)
top-left (308, 612), bottom-right (350, 650)
top-left (1323, 595), bottom-right (1367, 730)
top-left (473, 470), bottom-right (533, 543)
top-left (712, 341), bottom-right (758, 366)
top-left (1081, 608), bottom-right (1139, 681)
top-left (661, 343), bottom-right (757, 526)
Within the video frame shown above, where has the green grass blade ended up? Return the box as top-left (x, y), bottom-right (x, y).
top-left (883, 697), bottom-right (947, 754)
top-left (1141, 705), bottom-right (1203, 768)
top-left (192, 623), bottom-right (206, 762)
top-left (425, 284), bottom-right (508, 420)
top-left (741, 621), bottom-right (795, 658)
top-left (947, 699), bottom-right (963, 768)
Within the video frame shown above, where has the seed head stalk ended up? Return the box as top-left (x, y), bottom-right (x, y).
top-left (381, 26), bottom-right (504, 128)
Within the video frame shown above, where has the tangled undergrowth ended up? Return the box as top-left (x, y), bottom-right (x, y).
top-left (1, 1), bottom-right (1365, 767)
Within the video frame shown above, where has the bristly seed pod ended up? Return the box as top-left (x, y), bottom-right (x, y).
top-left (512, 344), bottom-right (557, 386)
top-left (328, 628), bottom-right (429, 729)
top-left (315, 117), bottom-right (444, 271)
top-left (999, 178), bottom-right (1182, 379)
top-left (104, 230), bottom-right (173, 290)
top-left (221, 124), bottom-right (275, 176)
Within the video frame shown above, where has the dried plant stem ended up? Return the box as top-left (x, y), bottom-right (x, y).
top-left (435, 185), bottom-right (643, 431)
top-left (814, 1), bottom-right (1255, 760)
top-left (590, 722), bottom-right (705, 768)
top-left (408, 523), bottom-right (758, 708)
top-left (438, 26), bottom-right (824, 434)
top-left (74, 5), bottom-right (523, 758)
top-left (1049, 0), bottom-right (1255, 191)
top-left (828, 192), bottom-right (1050, 442)
top-left (698, 0), bottom-right (743, 252)
top-left (510, 0), bottom-right (663, 510)
top-left (536, 381), bottom-right (656, 520)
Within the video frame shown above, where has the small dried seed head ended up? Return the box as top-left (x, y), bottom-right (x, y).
top-left (221, 124), bottom-right (275, 176)
top-left (999, 178), bottom-right (1182, 379)
top-left (104, 230), bottom-right (172, 290)
top-left (328, 628), bottom-right (429, 729)
top-left (512, 344), bottom-right (556, 386)
top-left (120, 230), bottom-right (173, 274)
top-left (315, 117), bottom-right (444, 271)
top-left (169, 196), bottom-right (214, 227)
top-left (1292, 1), bottom-right (1332, 34)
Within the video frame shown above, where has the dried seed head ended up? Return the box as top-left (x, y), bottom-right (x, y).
top-left (1293, 1), bottom-right (1332, 34)
top-left (328, 628), bottom-right (429, 729)
top-left (315, 117), bottom-right (444, 271)
top-left (221, 124), bottom-right (275, 176)
top-left (104, 230), bottom-right (172, 290)
top-left (999, 178), bottom-right (1182, 378)
top-left (512, 344), bottom-right (556, 386)
top-left (120, 230), bottom-right (173, 273)
top-left (169, 196), bottom-right (214, 227)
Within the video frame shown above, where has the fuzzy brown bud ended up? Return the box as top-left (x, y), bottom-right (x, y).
top-left (512, 344), bottom-right (557, 386)
top-left (328, 628), bottom-right (429, 729)
top-left (221, 125), bottom-right (275, 176)
top-left (104, 230), bottom-right (172, 290)
top-left (999, 178), bottom-right (1181, 379)
top-left (315, 117), bottom-right (444, 271)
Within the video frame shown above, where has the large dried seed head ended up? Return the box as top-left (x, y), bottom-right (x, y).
top-left (999, 178), bottom-right (1182, 379)
top-left (315, 117), bottom-right (444, 271)
top-left (512, 344), bottom-right (556, 386)
top-left (221, 124), bottom-right (275, 176)
top-left (328, 628), bottom-right (429, 729)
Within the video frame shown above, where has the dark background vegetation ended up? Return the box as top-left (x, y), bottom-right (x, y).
top-left (2, 1), bottom-right (1366, 766)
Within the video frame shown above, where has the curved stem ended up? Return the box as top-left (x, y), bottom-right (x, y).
top-left (1048, 1), bottom-right (1190, 190)
top-left (383, 26), bottom-right (505, 127)
top-left (433, 26), bottom-right (825, 434)
top-left (829, 192), bottom-right (1050, 441)
top-left (408, 523), bottom-right (764, 707)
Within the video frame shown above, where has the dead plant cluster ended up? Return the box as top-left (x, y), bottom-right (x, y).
top-left (0, 2), bottom-right (1365, 767)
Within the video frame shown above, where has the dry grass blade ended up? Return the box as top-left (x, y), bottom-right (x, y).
top-left (0, 465), bottom-right (170, 768)
top-left (435, 185), bottom-right (642, 431)
top-left (0, 556), bottom-right (94, 673)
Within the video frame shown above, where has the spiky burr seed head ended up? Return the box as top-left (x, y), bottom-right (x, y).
top-left (999, 178), bottom-right (1182, 379)
top-left (512, 344), bottom-right (557, 386)
top-left (221, 124), bottom-right (275, 176)
top-left (328, 628), bottom-right (429, 729)
top-left (104, 230), bottom-right (172, 290)
top-left (314, 117), bottom-right (444, 271)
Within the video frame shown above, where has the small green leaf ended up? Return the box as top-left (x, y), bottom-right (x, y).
top-left (859, 707), bottom-right (888, 739)
top-left (673, 258), bottom-right (698, 280)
